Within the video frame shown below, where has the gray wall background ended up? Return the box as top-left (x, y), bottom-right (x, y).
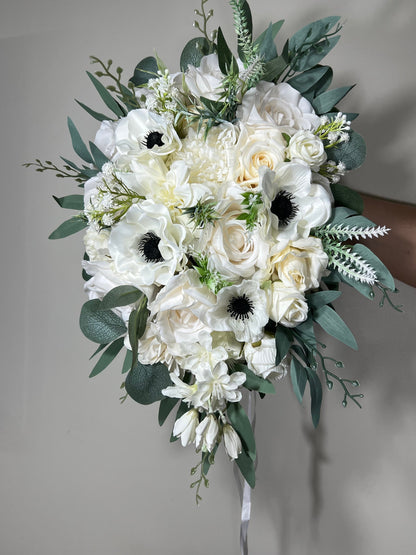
top-left (1, 0), bottom-right (416, 553)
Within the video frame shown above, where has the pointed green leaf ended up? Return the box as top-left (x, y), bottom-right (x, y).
top-left (293, 36), bottom-right (340, 73)
top-left (331, 183), bottom-right (364, 214)
top-left (275, 325), bottom-right (293, 365)
top-left (295, 316), bottom-right (317, 348)
top-left (48, 216), bottom-right (87, 239)
top-left (86, 71), bottom-right (126, 117)
top-left (128, 296), bottom-right (149, 370)
top-left (313, 85), bottom-right (355, 115)
top-left (89, 336), bottom-right (125, 378)
top-left (327, 130), bottom-right (366, 171)
top-left (235, 450), bottom-right (256, 488)
top-left (125, 361), bottom-right (171, 405)
top-left (289, 16), bottom-right (341, 51)
top-left (231, 363), bottom-right (275, 394)
top-left (217, 27), bottom-right (237, 75)
top-left (255, 22), bottom-right (277, 62)
top-left (306, 367), bottom-right (323, 428)
top-left (89, 142), bottom-right (110, 171)
top-left (290, 357), bottom-right (308, 403)
top-left (287, 65), bottom-right (330, 94)
top-left (67, 117), bottom-right (94, 164)
top-left (158, 397), bottom-right (179, 426)
top-left (262, 55), bottom-right (288, 82)
top-left (307, 290), bottom-right (342, 311)
top-left (100, 286), bottom-right (143, 311)
top-left (254, 20), bottom-right (284, 51)
top-left (202, 444), bottom-right (218, 475)
top-left (236, 0), bottom-right (253, 61)
top-left (313, 305), bottom-right (358, 350)
top-left (122, 349), bottom-right (133, 374)
top-left (227, 402), bottom-right (256, 462)
top-left (352, 244), bottom-right (395, 291)
top-left (53, 194), bottom-right (84, 210)
top-left (80, 299), bottom-right (126, 344)
top-left (339, 272), bottom-right (374, 299)
top-left (130, 56), bottom-right (159, 86)
top-left (75, 99), bottom-right (110, 122)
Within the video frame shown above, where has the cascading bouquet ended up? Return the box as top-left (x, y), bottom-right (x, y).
top-left (26, 0), bottom-right (399, 501)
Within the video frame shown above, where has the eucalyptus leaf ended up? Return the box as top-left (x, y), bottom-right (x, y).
top-left (312, 85), bottom-right (355, 115)
top-left (67, 117), bottom-right (93, 164)
top-left (128, 297), bottom-right (149, 370)
top-left (125, 361), bottom-right (171, 405)
top-left (331, 183), bottom-right (364, 214)
top-left (180, 38), bottom-right (211, 72)
top-left (86, 71), bottom-right (126, 117)
top-left (262, 56), bottom-right (288, 82)
top-left (48, 216), bottom-right (87, 240)
top-left (53, 194), bottom-right (84, 210)
top-left (100, 285), bottom-right (143, 311)
top-left (295, 316), bottom-right (317, 347)
top-left (327, 130), bottom-right (366, 171)
top-left (231, 363), bottom-right (275, 394)
top-left (217, 27), bottom-right (237, 75)
top-left (89, 142), bottom-right (110, 171)
top-left (255, 22), bottom-right (277, 62)
top-left (254, 20), bottom-right (284, 52)
top-left (202, 444), bottom-right (218, 475)
top-left (290, 357), bottom-right (308, 403)
top-left (339, 271), bottom-right (374, 299)
top-left (287, 65), bottom-right (330, 94)
top-left (158, 397), bottom-right (179, 426)
top-left (89, 336), bottom-right (125, 378)
top-left (275, 325), bottom-right (293, 365)
top-left (89, 343), bottom-right (107, 360)
top-left (122, 349), bottom-right (133, 374)
top-left (352, 244), bottom-right (395, 290)
top-left (130, 56), bottom-right (159, 86)
top-left (235, 450), bottom-right (256, 488)
top-left (307, 290), bottom-right (342, 311)
top-left (79, 299), bottom-right (126, 344)
top-left (313, 305), bottom-right (358, 350)
top-left (227, 402), bottom-right (256, 462)
top-left (293, 36), bottom-right (340, 73)
top-left (75, 99), bottom-right (110, 122)
top-left (289, 16), bottom-right (341, 51)
top-left (306, 367), bottom-right (323, 428)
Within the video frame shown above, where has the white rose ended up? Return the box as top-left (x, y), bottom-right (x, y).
top-left (270, 237), bottom-right (328, 292)
top-left (94, 120), bottom-right (118, 161)
top-left (266, 282), bottom-right (309, 327)
top-left (238, 81), bottom-right (321, 131)
top-left (207, 200), bottom-right (270, 279)
top-left (234, 123), bottom-right (286, 186)
top-left (185, 54), bottom-right (225, 101)
top-left (287, 130), bottom-right (327, 170)
top-left (244, 336), bottom-right (289, 380)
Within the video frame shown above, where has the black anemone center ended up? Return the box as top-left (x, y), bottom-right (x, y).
top-left (227, 294), bottom-right (254, 321)
top-left (143, 131), bottom-right (164, 149)
top-left (138, 232), bottom-right (164, 263)
top-left (271, 190), bottom-right (298, 227)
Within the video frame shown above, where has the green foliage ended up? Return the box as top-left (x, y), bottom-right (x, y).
top-left (274, 325), bottom-right (293, 365)
top-left (89, 336), bottom-right (125, 378)
top-left (254, 20), bottom-right (284, 62)
top-left (86, 71), bottom-right (126, 117)
top-left (327, 130), bottom-right (366, 170)
top-left (287, 65), bottom-right (331, 95)
top-left (307, 290), bottom-right (342, 311)
top-left (290, 357), bottom-right (307, 403)
top-left (352, 244), bottom-right (395, 291)
top-left (75, 99), bottom-right (110, 122)
top-left (227, 402), bottom-right (256, 461)
top-left (305, 366), bottom-right (323, 427)
top-left (52, 194), bottom-right (84, 210)
top-left (125, 361), bottom-right (171, 405)
top-left (48, 215), bottom-right (88, 239)
top-left (99, 285), bottom-right (143, 311)
top-left (128, 296), bottom-right (149, 371)
top-left (89, 142), bottom-right (110, 171)
top-left (67, 117), bottom-right (94, 164)
top-left (217, 27), bottom-right (238, 76)
top-left (312, 304), bottom-right (358, 350)
top-left (331, 183), bottom-right (364, 214)
top-left (235, 449), bottom-right (256, 488)
top-left (130, 56), bottom-right (159, 87)
top-left (313, 85), bottom-right (355, 115)
top-left (180, 38), bottom-right (211, 72)
top-left (158, 397), bottom-right (179, 426)
top-left (229, 362), bottom-right (275, 394)
top-left (79, 299), bottom-right (127, 344)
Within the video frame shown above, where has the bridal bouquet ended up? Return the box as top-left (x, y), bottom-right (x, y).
top-left (27, 0), bottom-right (398, 498)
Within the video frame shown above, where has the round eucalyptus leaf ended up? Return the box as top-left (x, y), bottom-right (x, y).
top-left (125, 362), bottom-right (171, 405)
top-left (79, 299), bottom-right (126, 344)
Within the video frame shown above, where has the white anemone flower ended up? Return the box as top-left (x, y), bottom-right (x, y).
top-left (114, 108), bottom-right (181, 158)
top-left (108, 201), bottom-right (186, 289)
top-left (260, 164), bottom-right (332, 251)
top-left (223, 424), bottom-right (242, 460)
top-left (206, 280), bottom-right (269, 343)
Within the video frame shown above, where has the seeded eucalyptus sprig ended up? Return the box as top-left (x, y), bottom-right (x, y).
top-left (89, 56), bottom-right (140, 111)
top-left (23, 159), bottom-right (86, 184)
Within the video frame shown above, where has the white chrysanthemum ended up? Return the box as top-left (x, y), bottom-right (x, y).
top-left (108, 201), bottom-right (186, 288)
top-left (244, 337), bottom-right (289, 380)
top-left (260, 164), bottom-right (332, 251)
top-left (195, 414), bottom-right (219, 452)
top-left (115, 108), bottom-right (181, 158)
top-left (206, 280), bottom-right (269, 343)
top-left (171, 122), bottom-right (238, 185)
top-left (266, 282), bottom-right (309, 328)
top-left (234, 123), bottom-right (286, 187)
top-left (195, 361), bottom-right (246, 412)
top-left (223, 424), bottom-right (242, 460)
top-left (286, 130), bottom-right (327, 170)
top-left (238, 81), bottom-right (321, 131)
top-left (173, 409), bottom-right (199, 447)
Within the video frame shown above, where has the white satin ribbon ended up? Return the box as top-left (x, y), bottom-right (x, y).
top-left (233, 391), bottom-right (257, 555)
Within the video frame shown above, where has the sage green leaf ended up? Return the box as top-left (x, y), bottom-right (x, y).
top-left (313, 85), bottom-right (355, 115)
top-left (306, 367), bottom-right (323, 428)
top-left (328, 206), bottom-right (358, 225)
top-left (217, 27), bottom-right (237, 75)
top-left (311, 66), bottom-right (334, 98)
top-left (89, 142), bottom-right (110, 171)
top-left (79, 299), bottom-right (126, 344)
top-left (60, 156), bottom-right (82, 173)
top-left (307, 290), bottom-right (342, 311)
top-left (53, 194), bottom-right (84, 210)
top-left (313, 305), bottom-right (358, 350)
top-left (75, 99), bottom-right (110, 122)
top-left (125, 361), bottom-right (171, 405)
top-left (48, 216), bottom-right (87, 239)
top-left (254, 20), bottom-right (284, 53)
top-left (86, 71), bottom-right (126, 117)
top-left (235, 450), bottom-right (256, 488)
top-left (89, 343), bottom-right (107, 360)
top-left (99, 285), bottom-right (143, 311)
top-left (202, 444), bottom-right (218, 475)
top-left (89, 336), bottom-right (125, 378)
top-left (352, 244), bottom-right (395, 290)
top-left (262, 56), bottom-right (287, 82)
top-left (128, 297), bottom-right (149, 370)
top-left (290, 357), bottom-right (308, 403)
top-left (180, 38), bottom-right (211, 72)
top-left (294, 36), bottom-right (340, 73)
top-left (289, 16), bottom-right (341, 51)
top-left (130, 56), bottom-right (159, 86)
top-left (67, 117), bottom-right (93, 164)
top-left (231, 363), bottom-right (275, 394)
top-left (326, 111), bottom-right (359, 122)
top-left (275, 325), bottom-right (293, 365)
top-left (158, 397), bottom-right (179, 426)
top-left (122, 349), bottom-right (133, 374)
top-left (295, 316), bottom-right (317, 347)
top-left (327, 130), bottom-right (366, 171)
top-left (227, 402), bottom-right (256, 462)
top-left (331, 183), bottom-right (364, 214)
top-left (236, 0), bottom-right (253, 61)
top-left (255, 22), bottom-right (277, 62)
top-left (287, 65), bottom-right (330, 94)
top-left (339, 272), bottom-right (374, 299)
